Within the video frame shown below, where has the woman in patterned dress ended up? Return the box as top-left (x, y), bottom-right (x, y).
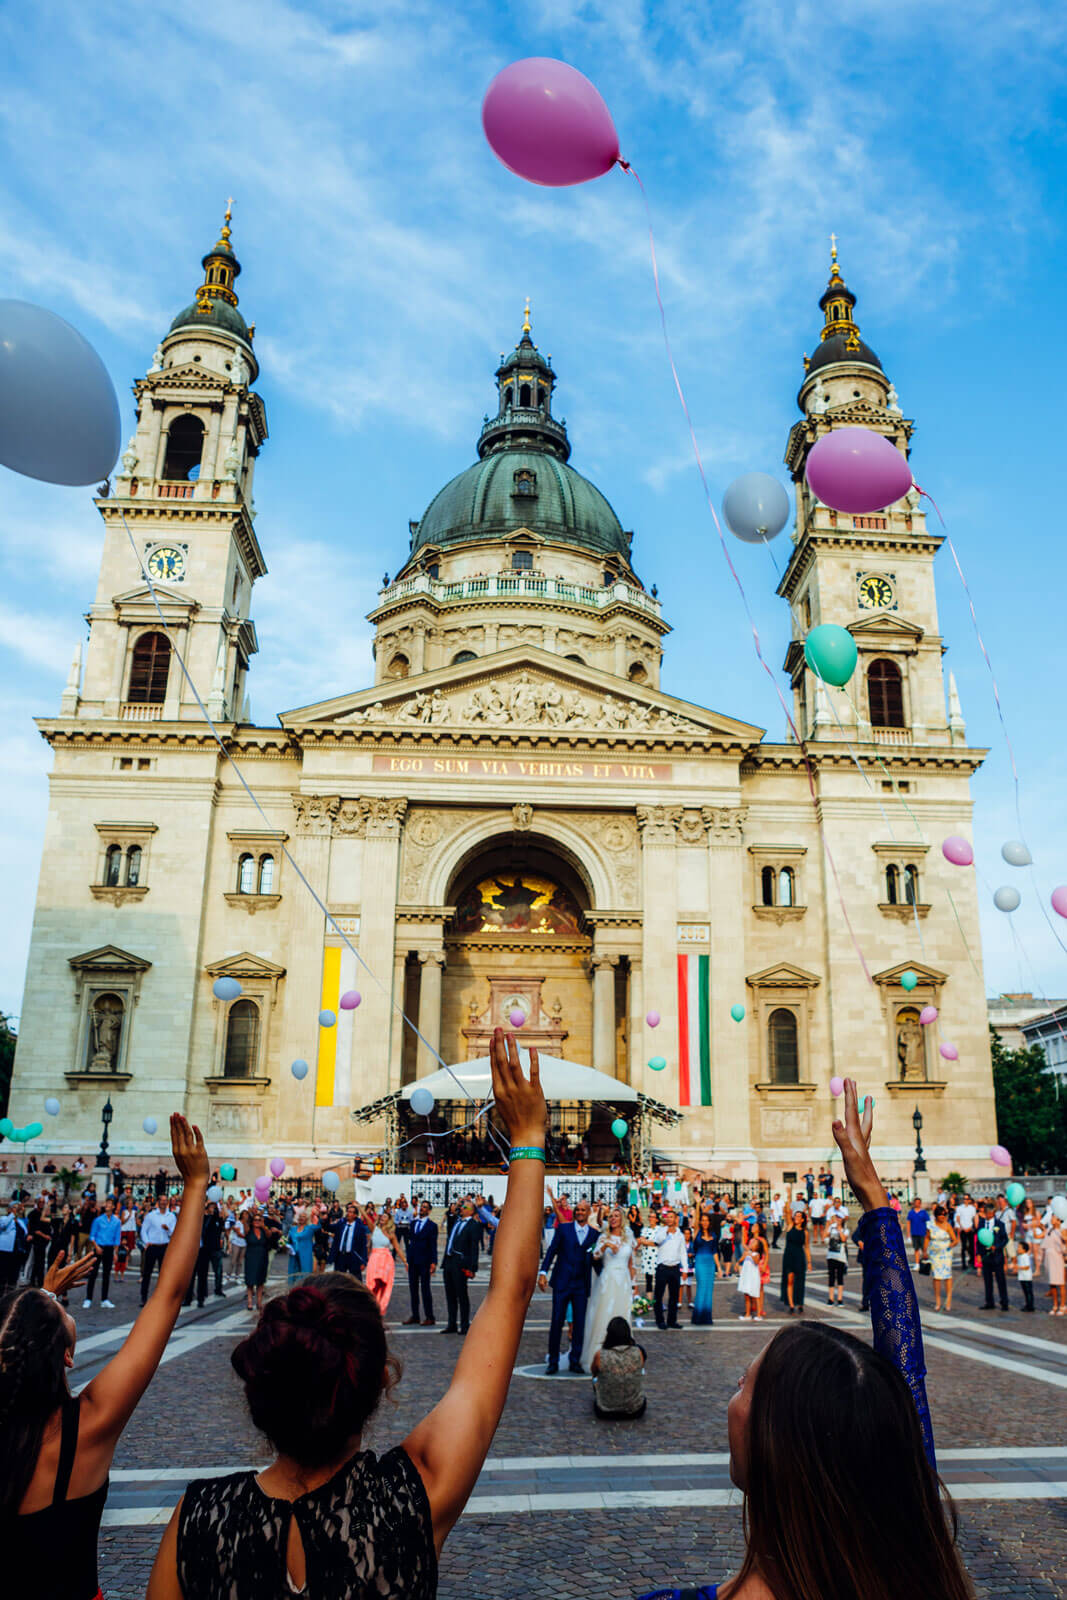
top-left (925, 1204), bottom-right (958, 1312)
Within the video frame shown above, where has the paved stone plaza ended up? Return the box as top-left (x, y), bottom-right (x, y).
top-left (65, 1247), bottom-right (1067, 1599)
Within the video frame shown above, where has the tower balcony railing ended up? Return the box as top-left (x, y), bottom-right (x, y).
top-left (120, 703), bottom-right (164, 721)
top-left (374, 571), bottom-right (661, 619)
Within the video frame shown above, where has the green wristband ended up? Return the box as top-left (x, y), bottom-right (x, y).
top-left (508, 1147), bottom-right (546, 1163)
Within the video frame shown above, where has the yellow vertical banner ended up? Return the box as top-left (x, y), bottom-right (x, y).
top-left (315, 945), bottom-right (342, 1107)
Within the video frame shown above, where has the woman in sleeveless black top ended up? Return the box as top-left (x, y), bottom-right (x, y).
top-left (147, 1031), bottom-right (549, 1600)
top-left (0, 1115), bottom-right (210, 1600)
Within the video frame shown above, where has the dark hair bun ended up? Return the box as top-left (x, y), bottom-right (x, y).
top-left (231, 1275), bottom-right (398, 1467)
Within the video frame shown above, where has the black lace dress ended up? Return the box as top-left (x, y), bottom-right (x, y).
top-left (176, 1445), bottom-right (437, 1599)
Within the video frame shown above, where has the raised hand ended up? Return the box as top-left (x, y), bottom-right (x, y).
top-left (489, 1028), bottom-right (547, 1150)
top-left (43, 1248), bottom-right (96, 1297)
top-left (170, 1113), bottom-right (210, 1186)
top-left (831, 1079), bottom-right (889, 1214)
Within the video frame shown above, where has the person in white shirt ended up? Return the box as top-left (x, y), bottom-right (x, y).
top-left (954, 1195), bottom-right (977, 1272)
top-left (770, 1193), bottom-right (785, 1250)
top-left (139, 1196), bottom-right (177, 1305)
top-left (809, 1194), bottom-right (828, 1242)
top-left (652, 1209), bottom-right (687, 1329)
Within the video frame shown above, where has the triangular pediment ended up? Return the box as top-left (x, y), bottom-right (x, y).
top-left (873, 960), bottom-right (947, 988)
top-left (746, 961), bottom-right (821, 989)
top-left (849, 615), bottom-right (925, 641)
top-left (279, 647), bottom-right (763, 745)
top-left (69, 945), bottom-right (152, 973)
top-left (205, 951), bottom-right (287, 980)
top-left (113, 584), bottom-right (192, 609)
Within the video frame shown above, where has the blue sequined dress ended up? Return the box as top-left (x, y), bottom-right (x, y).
top-left (636, 1207), bottom-right (934, 1600)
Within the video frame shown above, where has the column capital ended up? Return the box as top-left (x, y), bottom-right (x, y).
top-left (701, 805), bottom-right (748, 847)
top-left (635, 805), bottom-right (682, 845)
top-left (292, 794), bottom-right (340, 837)
top-left (591, 952), bottom-right (620, 972)
top-left (296, 796), bottom-right (411, 839)
top-left (417, 948), bottom-right (446, 969)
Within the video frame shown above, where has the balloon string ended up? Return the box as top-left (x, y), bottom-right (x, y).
top-left (917, 487), bottom-right (1067, 963)
top-left (945, 888), bottom-right (984, 982)
top-left (622, 161), bottom-right (873, 985)
top-left (117, 513), bottom-right (481, 1117)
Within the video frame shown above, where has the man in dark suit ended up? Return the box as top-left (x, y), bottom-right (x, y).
top-left (329, 1202), bottom-right (368, 1280)
top-left (441, 1200), bottom-right (480, 1333)
top-left (537, 1198), bottom-right (599, 1374)
top-left (403, 1199), bottom-right (438, 1325)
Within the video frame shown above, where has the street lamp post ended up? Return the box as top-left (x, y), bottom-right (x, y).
top-left (912, 1105), bottom-right (926, 1196)
top-left (96, 1096), bottom-right (114, 1197)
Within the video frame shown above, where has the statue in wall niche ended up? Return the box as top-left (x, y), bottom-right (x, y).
top-left (886, 383), bottom-right (902, 415)
top-left (222, 437), bottom-right (241, 480)
top-left (88, 995), bottom-right (123, 1071)
top-left (897, 1008), bottom-right (926, 1082)
top-left (810, 376), bottom-right (829, 415)
top-left (231, 351), bottom-right (248, 387)
top-left (149, 344), bottom-right (163, 373)
top-left (121, 436), bottom-right (139, 476)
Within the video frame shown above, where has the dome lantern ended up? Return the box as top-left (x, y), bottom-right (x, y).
top-left (803, 236), bottom-right (882, 376)
top-left (167, 200), bottom-right (255, 353)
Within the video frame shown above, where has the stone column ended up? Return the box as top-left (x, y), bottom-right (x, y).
top-left (411, 623), bottom-right (427, 675)
top-left (636, 806), bottom-right (681, 1109)
top-left (613, 631), bottom-right (626, 678)
top-left (350, 799), bottom-right (408, 1111)
top-left (163, 625), bottom-right (188, 719)
top-left (276, 796), bottom-right (338, 1149)
top-left (591, 952), bottom-right (618, 1074)
top-left (105, 623), bottom-right (129, 716)
top-left (416, 950), bottom-right (446, 1077)
top-left (704, 805), bottom-right (756, 1168)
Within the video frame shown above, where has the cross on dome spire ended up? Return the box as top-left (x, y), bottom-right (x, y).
top-left (522, 296), bottom-right (531, 335)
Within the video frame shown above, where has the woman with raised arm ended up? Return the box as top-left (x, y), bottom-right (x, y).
top-left (1, 1114), bottom-right (209, 1600)
top-left (147, 1027), bottom-right (547, 1599)
top-left (638, 1080), bottom-right (974, 1600)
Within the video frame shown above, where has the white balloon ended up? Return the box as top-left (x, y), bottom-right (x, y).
top-left (143, 1116), bottom-right (158, 1136)
top-left (993, 885), bottom-right (1021, 913)
top-left (1051, 1195), bottom-right (1067, 1221)
top-left (410, 1086), bottom-right (436, 1117)
top-left (322, 1170), bottom-right (340, 1193)
top-left (206, 1184), bottom-right (223, 1202)
top-left (44, 1096), bottom-right (61, 1117)
top-left (0, 299), bottom-right (120, 485)
top-left (1001, 840), bottom-right (1032, 867)
top-left (291, 1058), bottom-right (309, 1080)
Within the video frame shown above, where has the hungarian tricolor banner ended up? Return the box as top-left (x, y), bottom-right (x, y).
top-left (677, 952), bottom-right (712, 1107)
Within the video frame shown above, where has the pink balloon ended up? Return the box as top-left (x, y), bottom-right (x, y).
top-left (805, 427), bottom-right (913, 515)
top-left (269, 1157), bottom-right (285, 1178)
top-left (339, 990), bottom-right (362, 1010)
top-left (990, 1145), bottom-right (1011, 1168)
top-left (919, 1005), bottom-right (938, 1026)
top-left (254, 1175), bottom-right (271, 1195)
top-left (1052, 885), bottom-right (1067, 919)
top-left (829, 1076), bottom-right (844, 1097)
top-left (939, 1041), bottom-right (959, 1061)
top-left (509, 1008), bottom-right (526, 1029)
top-left (941, 835), bottom-right (974, 867)
top-left (482, 58), bottom-right (620, 188)
top-left (646, 1011), bottom-right (660, 1028)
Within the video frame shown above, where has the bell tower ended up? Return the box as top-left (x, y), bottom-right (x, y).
top-left (70, 205), bottom-right (269, 726)
top-left (778, 243), bottom-right (965, 749)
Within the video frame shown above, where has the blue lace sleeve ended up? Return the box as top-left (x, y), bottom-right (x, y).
top-left (856, 1206), bottom-right (935, 1471)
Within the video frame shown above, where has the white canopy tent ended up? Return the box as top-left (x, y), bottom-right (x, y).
top-left (399, 1051), bottom-right (640, 1105)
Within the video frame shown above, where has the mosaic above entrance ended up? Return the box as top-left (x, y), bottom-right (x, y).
top-left (453, 873), bottom-right (584, 936)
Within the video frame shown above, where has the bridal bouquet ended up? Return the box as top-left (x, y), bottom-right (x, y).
top-left (630, 1293), bottom-right (651, 1326)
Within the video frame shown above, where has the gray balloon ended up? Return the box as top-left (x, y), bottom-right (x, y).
top-left (0, 299), bottom-right (120, 485)
top-left (993, 885), bottom-right (1021, 912)
top-left (1001, 840), bottom-right (1032, 867)
top-left (722, 473), bottom-right (791, 544)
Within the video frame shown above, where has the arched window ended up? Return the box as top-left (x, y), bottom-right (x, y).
top-left (502, 387), bottom-right (512, 409)
top-left (452, 650), bottom-right (477, 664)
top-left (779, 867), bottom-right (794, 907)
top-left (511, 549), bottom-right (534, 571)
top-left (885, 863), bottom-right (900, 904)
top-left (628, 662), bottom-right (648, 683)
top-left (768, 1008), bottom-right (799, 1084)
top-left (761, 865), bottom-right (776, 906)
top-left (513, 469), bottom-right (537, 497)
top-left (223, 998), bottom-right (260, 1079)
top-left (387, 654), bottom-right (410, 680)
top-left (905, 865), bottom-right (919, 905)
top-left (104, 844), bottom-right (122, 887)
top-left (258, 855), bottom-right (275, 895)
top-left (127, 632), bottom-right (171, 704)
top-left (519, 382), bottom-right (531, 407)
top-left (868, 659), bottom-right (905, 728)
top-left (162, 413), bottom-right (205, 481)
top-left (125, 846), bottom-right (142, 887)
top-left (537, 384), bottom-right (547, 408)
top-left (237, 853), bottom-right (256, 894)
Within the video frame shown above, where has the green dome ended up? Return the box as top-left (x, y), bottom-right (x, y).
top-left (412, 448), bottom-right (629, 560)
top-left (169, 298), bottom-right (252, 345)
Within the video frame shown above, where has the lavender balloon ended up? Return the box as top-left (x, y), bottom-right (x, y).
top-left (646, 1010), bottom-right (660, 1028)
top-left (990, 1145), bottom-right (1011, 1168)
top-left (919, 1006), bottom-right (938, 1026)
top-left (1052, 886), bottom-right (1067, 918)
top-left (805, 427), bottom-right (913, 515)
top-left (509, 1008), bottom-right (526, 1028)
top-left (941, 836), bottom-right (973, 867)
top-left (939, 1041), bottom-right (959, 1061)
top-left (270, 1157), bottom-right (285, 1177)
top-left (339, 990), bottom-right (362, 1010)
top-left (482, 58), bottom-right (620, 187)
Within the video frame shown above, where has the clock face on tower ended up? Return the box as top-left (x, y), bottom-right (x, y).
top-left (857, 573), bottom-right (895, 610)
top-left (147, 545), bottom-right (186, 583)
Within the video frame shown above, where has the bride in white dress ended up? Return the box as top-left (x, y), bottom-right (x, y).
top-left (580, 1206), bottom-right (636, 1372)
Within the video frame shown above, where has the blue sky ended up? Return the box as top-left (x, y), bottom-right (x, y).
top-left (1, 0), bottom-right (1066, 1020)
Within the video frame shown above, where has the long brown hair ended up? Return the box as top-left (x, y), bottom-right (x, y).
top-left (0, 1288), bottom-right (73, 1514)
top-left (735, 1322), bottom-right (973, 1600)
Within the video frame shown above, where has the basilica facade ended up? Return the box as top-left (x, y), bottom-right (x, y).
top-left (9, 217), bottom-right (999, 1182)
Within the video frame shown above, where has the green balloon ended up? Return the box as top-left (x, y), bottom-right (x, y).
top-left (10, 1127), bottom-right (26, 1143)
top-left (23, 1122), bottom-right (43, 1140)
top-left (648, 1055), bottom-right (667, 1071)
top-left (804, 623), bottom-right (857, 688)
top-left (857, 1095), bottom-right (867, 1114)
top-left (1006, 1182), bottom-right (1026, 1207)
top-left (730, 1003), bottom-right (745, 1023)
top-left (0, 1117), bottom-right (13, 1137)
top-left (611, 1118), bottom-right (628, 1140)
top-left (220, 1162), bottom-right (236, 1182)
top-left (977, 1227), bottom-right (994, 1248)
top-left (901, 970), bottom-right (918, 992)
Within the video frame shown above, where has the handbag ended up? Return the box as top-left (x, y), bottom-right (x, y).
top-left (918, 1260), bottom-right (931, 1276)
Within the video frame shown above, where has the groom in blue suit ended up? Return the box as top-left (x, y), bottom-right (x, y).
top-left (538, 1198), bottom-right (599, 1374)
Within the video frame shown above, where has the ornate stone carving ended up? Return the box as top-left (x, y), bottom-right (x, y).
top-left (596, 815), bottom-right (637, 854)
top-left (636, 805), bottom-right (683, 845)
top-left (701, 805), bottom-right (747, 846)
top-left (293, 794), bottom-right (340, 836)
top-left (677, 809), bottom-right (708, 845)
top-left (353, 672), bottom-right (704, 735)
top-left (333, 799), bottom-right (368, 836)
top-left (361, 798), bottom-right (408, 839)
top-left (511, 802), bottom-right (533, 830)
top-left (407, 812), bottom-right (443, 849)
